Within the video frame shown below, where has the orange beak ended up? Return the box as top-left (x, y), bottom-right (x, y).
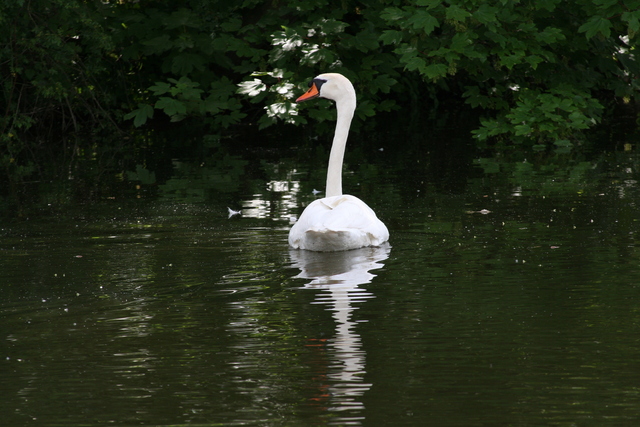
top-left (296, 83), bottom-right (320, 103)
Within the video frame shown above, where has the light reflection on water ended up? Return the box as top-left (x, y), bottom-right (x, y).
top-left (241, 177), bottom-right (303, 221)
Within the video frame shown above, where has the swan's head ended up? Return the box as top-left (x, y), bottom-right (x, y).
top-left (296, 73), bottom-right (355, 104)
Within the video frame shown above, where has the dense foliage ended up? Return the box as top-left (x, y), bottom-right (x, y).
top-left (1, 0), bottom-right (639, 193)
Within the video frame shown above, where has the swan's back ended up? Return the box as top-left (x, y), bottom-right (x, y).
top-left (289, 195), bottom-right (389, 252)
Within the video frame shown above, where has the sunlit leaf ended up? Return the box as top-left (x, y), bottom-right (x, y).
top-left (237, 79), bottom-right (267, 97)
top-left (271, 29), bottom-right (303, 51)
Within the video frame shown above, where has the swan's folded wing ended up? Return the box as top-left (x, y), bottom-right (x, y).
top-left (289, 195), bottom-right (389, 251)
top-left (322, 196), bottom-right (384, 231)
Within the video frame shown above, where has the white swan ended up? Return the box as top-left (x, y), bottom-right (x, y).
top-left (288, 73), bottom-right (389, 252)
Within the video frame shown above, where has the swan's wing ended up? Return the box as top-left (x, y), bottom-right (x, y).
top-left (289, 195), bottom-right (389, 251)
top-left (320, 195), bottom-right (384, 231)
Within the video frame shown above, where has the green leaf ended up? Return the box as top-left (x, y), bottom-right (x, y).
top-left (404, 56), bottom-right (427, 72)
top-left (554, 139), bottom-right (573, 148)
top-left (178, 85), bottom-right (203, 101)
top-left (450, 33), bottom-right (471, 52)
top-left (416, 0), bottom-right (441, 9)
top-left (210, 77), bottom-right (237, 100)
top-left (380, 7), bottom-right (405, 22)
top-left (149, 81), bottom-right (171, 96)
top-left (377, 99), bottom-right (397, 112)
top-left (578, 16), bottom-right (612, 39)
top-left (124, 103), bottom-right (154, 127)
top-left (525, 55), bottom-right (544, 69)
top-left (395, 44), bottom-right (417, 57)
top-left (500, 53), bottom-right (523, 69)
top-left (355, 30), bottom-right (380, 51)
top-left (318, 19), bottom-right (348, 34)
top-left (155, 97), bottom-right (187, 116)
top-left (171, 53), bottom-right (205, 75)
top-left (446, 5), bottom-right (471, 22)
top-left (514, 123), bottom-right (532, 136)
top-left (463, 86), bottom-right (483, 108)
top-left (142, 35), bottom-right (173, 54)
top-left (164, 8), bottom-right (200, 29)
top-left (173, 34), bottom-right (194, 51)
top-left (203, 98), bottom-right (226, 114)
top-left (380, 30), bottom-right (404, 45)
top-left (622, 11), bottom-right (640, 35)
top-left (371, 74), bottom-right (397, 94)
top-left (217, 110), bottom-right (246, 128)
top-left (593, 0), bottom-right (619, 8)
top-left (535, 27), bottom-right (566, 44)
top-left (473, 4), bottom-right (498, 24)
top-left (484, 30), bottom-right (508, 47)
top-left (423, 63), bottom-right (448, 79)
top-left (408, 10), bottom-right (439, 34)
top-left (357, 100), bottom-right (376, 118)
top-left (220, 17), bottom-right (242, 32)
top-left (535, 0), bottom-right (559, 12)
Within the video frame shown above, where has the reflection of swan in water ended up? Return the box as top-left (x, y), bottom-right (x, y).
top-left (290, 244), bottom-right (390, 417)
top-left (291, 243), bottom-right (390, 286)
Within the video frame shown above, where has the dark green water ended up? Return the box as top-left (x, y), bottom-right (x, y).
top-left (2, 147), bottom-right (640, 426)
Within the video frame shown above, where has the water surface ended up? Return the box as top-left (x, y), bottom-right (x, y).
top-left (2, 149), bottom-right (640, 425)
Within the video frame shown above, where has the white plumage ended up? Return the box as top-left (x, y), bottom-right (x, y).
top-left (288, 73), bottom-right (389, 252)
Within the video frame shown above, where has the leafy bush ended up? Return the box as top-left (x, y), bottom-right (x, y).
top-left (1, 0), bottom-right (639, 194)
top-left (231, 0), bottom-right (638, 149)
top-left (1, 0), bottom-right (121, 187)
top-left (377, 0), bottom-right (639, 147)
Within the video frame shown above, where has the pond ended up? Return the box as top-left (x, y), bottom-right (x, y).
top-left (2, 140), bottom-right (640, 426)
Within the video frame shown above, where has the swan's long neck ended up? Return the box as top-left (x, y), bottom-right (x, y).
top-left (326, 97), bottom-right (355, 197)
